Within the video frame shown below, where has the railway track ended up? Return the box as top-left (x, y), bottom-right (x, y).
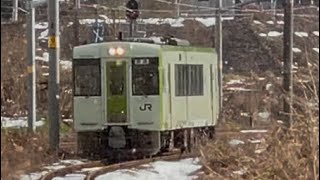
top-left (45, 127), bottom-right (268, 179)
top-left (41, 150), bottom-right (198, 180)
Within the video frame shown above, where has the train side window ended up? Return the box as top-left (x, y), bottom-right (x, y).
top-left (73, 59), bottom-right (101, 96)
top-left (175, 64), bottom-right (203, 96)
top-left (189, 65), bottom-right (203, 96)
top-left (175, 64), bottom-right (187, 96)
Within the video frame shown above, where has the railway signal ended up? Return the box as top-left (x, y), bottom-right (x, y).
top-left (126, 0), bottom-right (139, 20)
top-left (126, 0), bottom-right (139, 37)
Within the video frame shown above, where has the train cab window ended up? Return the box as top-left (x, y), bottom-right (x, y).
top-left (132, 57), bottom-right (159, 96)
top-left (73, 59), bottom-right (101, 96)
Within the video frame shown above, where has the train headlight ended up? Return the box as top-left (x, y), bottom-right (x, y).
top-left (109, 47), bottom-right (125, 56)
top-left (109, 47), bottom-right (116, 56)
top-left (116, 47), bottom-right (125, 56)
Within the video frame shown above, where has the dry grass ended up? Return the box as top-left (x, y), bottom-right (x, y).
top-left (201, 57), bottom-right (319, 179)
top-left (1, 129), bottom-right (57, 179)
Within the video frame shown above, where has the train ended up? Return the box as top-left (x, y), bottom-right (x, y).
top-left (72, 36), bottom-right (221, 160)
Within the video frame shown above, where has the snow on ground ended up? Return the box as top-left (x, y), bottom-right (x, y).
top-left (295, 32), bottom-right (308, 37)
top-left (21, 158), bottom-right (201, 180)
top-left (39, 29), bottom-right (49, 40)
top-left (229, 139), bottom-right (245, 146)
top-left (35, 22), bottom-right (48, 30)
top-left (259, 33), bottom-right (267, 37)
top-left (292, 47), bottom-right (302, 53)
top-left (253, 20), bottom-right (262, 25)
top-left (240, 130), bottom-right (268, 134)
top-left (259, 31), bottom-right (283, 37)
top-left (313, 31), bottom-right (319, 36)
top-left (277, 21), bottom-right (284, 25)
top-left (1, 117), bottom-right (44, 128)
top-left (21, 160), bottom-right (86, 180)
top-left (266, 21), bottom-right (274, 25)
top-left (52, 174), bottom-right (86, 180)
top-left (267, 31), bottom-right (282, 37)
top-left (35, 52), bottom-right (72, 69)
top-left (313, 48), bottom-right (319, 53)
top-left (95, 158), bottom-right (202, 180)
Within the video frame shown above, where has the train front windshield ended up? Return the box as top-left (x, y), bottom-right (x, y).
top-left (132, 57), bottom-right (159, 96)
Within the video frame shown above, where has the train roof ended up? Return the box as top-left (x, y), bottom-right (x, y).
top-left (73, 38), bottom-right (215, 58)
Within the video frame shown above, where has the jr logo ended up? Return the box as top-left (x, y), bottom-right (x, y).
top-left (139, 104), bottom-right (152, 111)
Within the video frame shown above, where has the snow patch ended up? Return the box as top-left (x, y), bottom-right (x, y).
top-left (292, 47), bottom-right (302, 53)
top-left (96, 158), bottom-right (202, 180)
top-left (267, 31), bottom-right (282, 37)
top-left (253, 20), bottom-right (262, 24)
top-left (60, 159), bottom-right (84, 165)
top-left (52, 174), bottom-right (86, 180)
top-left (35, 22), bottom-right (48, 29)
top-left (240, 130), bottom-right (268, 133)
top-left (1, 117), bottom-right (44, 128)
top-left (313, 31), bottom-right (319, 36)
top-left (60, 60), bottom-right (72, 69)
top-left (81, 167), bottom-right (103, 172)
top-left (248, 139), bottom-right (262, 144)
top-left (225, 87), bottom-right (255, 91)
top-left (259, 33), bottom-right (267, 37)
top-left (294, 32), bottom-right (308, 37)
top-left (277, 21), bottom-right (284, 25)
top-left (39, 29), bottom-right (49, 40)
top-left (266, 21), bottom-right (274, 24)
top-left (258, 112), bottom-right (270, 120)
top-left (313, 48), bottom-right (319, 53)
top-left (232, 168), bottom-right (247, 176)
top-left (277, 120), bottom-right (284, 124)
top-left (226, 79), bottom-right (245, 85)
top-left (44, 165), bottom-right (66, 171)
top-left (229, 139), bottom-right (245, 146)
top-left (259, 32), bottom-right (283, 37)
top-left (20, 171), bottom-right (48, 180)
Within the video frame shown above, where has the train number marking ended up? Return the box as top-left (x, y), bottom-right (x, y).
top-left (139, 104), bottom-right (152, 111)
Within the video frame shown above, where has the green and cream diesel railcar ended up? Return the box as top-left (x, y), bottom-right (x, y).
top-left (72, 37), bottom-right (220, 158)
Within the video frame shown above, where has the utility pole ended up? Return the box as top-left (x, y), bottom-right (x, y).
top-left (27, 0), bottom-right (36, 132)
top-left (283, 0), bottom-right (293, 128)
top-left (74, 0), bottom-right (80, 46)
top-left (175, 0), bottom-right (180, 18)
top-left (12, 0), bottom-right (18, 22)
top-left (112, 9), bottom-right (116, 39)
top-left (48, 0), bottom-right (61, 152)
top-left (215, 0), bottom-right (223, 115)
top-left (129, 19), bottom-right (133, 37)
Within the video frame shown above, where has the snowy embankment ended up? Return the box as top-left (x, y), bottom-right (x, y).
top-left (1, 117), bottom-right (44, 129)
top-left (21, 158), bottom-right (202, 180)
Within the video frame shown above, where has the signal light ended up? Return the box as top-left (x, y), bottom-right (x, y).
top-left (108, 47), bottom-right (125, 56)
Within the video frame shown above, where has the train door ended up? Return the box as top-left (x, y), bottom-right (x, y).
top-left (105, 60), bottom-right (128, 125)
top-left (170, 52), bottom-right (187, 128)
